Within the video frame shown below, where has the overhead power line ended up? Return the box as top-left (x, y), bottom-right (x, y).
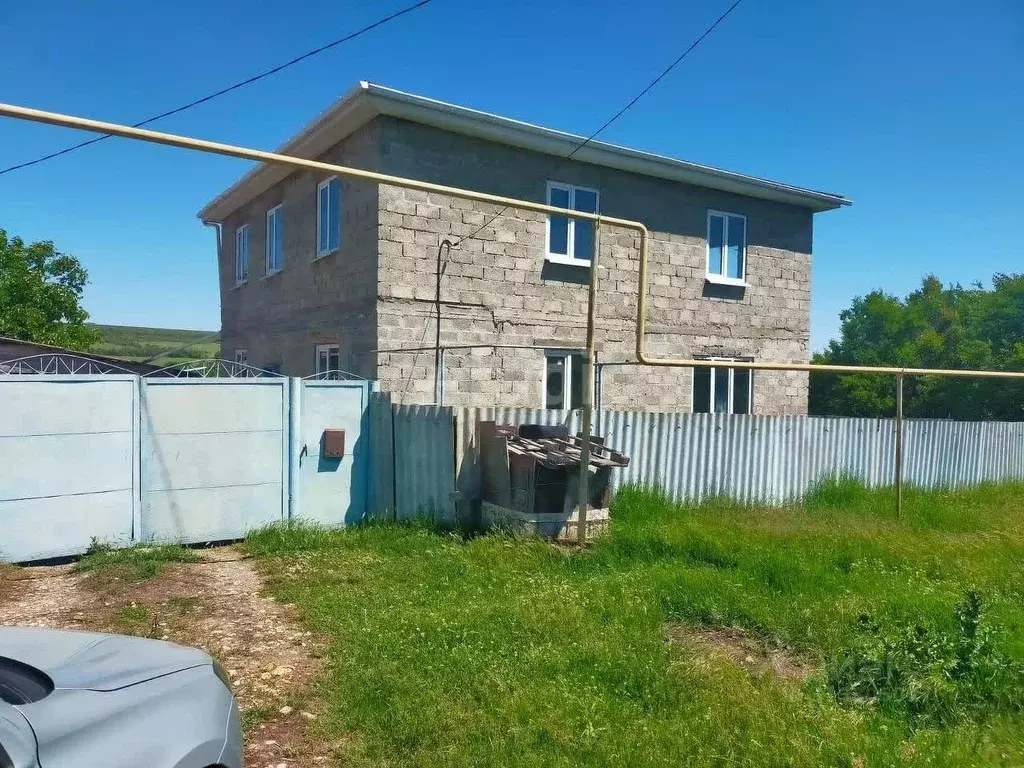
top-left (0, 0), bottom-right (433, 177)
top-left (452, 0), bottom-right (745, 247)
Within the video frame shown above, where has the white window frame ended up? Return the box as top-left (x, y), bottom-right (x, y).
top-left (691, 357), bottom-right (754, 415)
top-left (315, 343), bottom-right (341, 377)
top-left (544, 349), bottom-right (586, 412)
top-left (705, 210), bottom-right (748, 286)
top-left (316, 177), bottom-right (340, 258)
top-left (234, 349), bottom-right (248, 365)
top-left (545, 181), bottom-right (600, 267)
top-left (234, 225), bottom-right (250, 285)
top-left (266, 204), bottom-right (284, 275)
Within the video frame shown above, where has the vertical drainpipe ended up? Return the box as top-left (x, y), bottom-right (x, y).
top-left (203, 220), bottom-right (223, 354)
top-left (288, 376), bottom-right (302, 522)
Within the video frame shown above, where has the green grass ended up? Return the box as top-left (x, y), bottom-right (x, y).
top-left (87, 323), bottom-right (219, 365)
top-left (74, 542), bottom-right (201, 581)
top-left (246, 481), bottom-right (1024, 767)
top-left (115, 603), bottom-right (151, 628)
top-left (166, 596), bottom-right (200, 614)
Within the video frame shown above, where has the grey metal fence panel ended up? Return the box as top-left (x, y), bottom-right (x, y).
top-left (140, 378), bottom-right (289, 544)
top-left (455, 408), bottom-right (1024, 507)
top-left (0, 375), bottom-right (138, 561)
top-left (394, 404), bottom-right (456, 523)
top-left (368, 393), bottom-right (396, 520)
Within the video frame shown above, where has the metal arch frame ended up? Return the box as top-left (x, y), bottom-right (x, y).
top-left (0, 354), bottom-right (137, 375)
top-left (143, 359), bottom-right (286, 378)
top-left (302, 369), bottom-right (370, 382)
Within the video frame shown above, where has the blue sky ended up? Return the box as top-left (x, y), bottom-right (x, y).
top-left (1, 0), bottom-right (1021, 350)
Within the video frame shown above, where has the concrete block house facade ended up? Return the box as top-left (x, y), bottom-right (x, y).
top-left (199, 82), bottom-right (848, 413)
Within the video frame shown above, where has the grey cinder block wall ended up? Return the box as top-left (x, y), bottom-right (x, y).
top-left (217, 116), bottom-right (813, 414)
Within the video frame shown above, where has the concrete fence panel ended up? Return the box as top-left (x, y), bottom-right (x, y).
top-left (140, 378), bottom-right (289, 544)
top-left (0, 376), bottom-right (138, 561)
top-left (295, 380), bottom-right (374, 527)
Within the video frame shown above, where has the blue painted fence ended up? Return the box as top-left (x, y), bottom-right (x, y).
top-left (0, 375), bottom-right (376, 562)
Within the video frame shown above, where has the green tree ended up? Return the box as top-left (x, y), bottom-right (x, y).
top-left (0, 228), bottom-right (99, 350)
top-left (810, 274), bottom-right (1024, 420)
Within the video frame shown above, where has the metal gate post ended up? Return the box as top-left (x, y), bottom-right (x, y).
top-left (288, 377), bottom-right (302, 521)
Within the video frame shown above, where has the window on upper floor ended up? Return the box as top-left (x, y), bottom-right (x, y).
top-left (544, 350), bottom-right (586, 411)
top-left (692, 357), bottom-right (753, 414)
top-left (315, 344), bottom-right (341, 378)
top-left (317, 177), bottom-right (340, 257)
top-left (234, 349), bottom-right (248, 365)
top-left (234, 225), bottom-right (250, 285)
top-left (706, 211), bottom-right (746, 284)
top-left (546, 182), bottom-right (599, 266)
top-left (266, 205), bottom-right (284, 274)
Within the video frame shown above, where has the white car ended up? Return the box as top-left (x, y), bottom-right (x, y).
top-left (0, 627), bottom-right (242, 767)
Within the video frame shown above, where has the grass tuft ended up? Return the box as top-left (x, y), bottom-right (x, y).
top-left (74, 541), bottom-right (200, 581)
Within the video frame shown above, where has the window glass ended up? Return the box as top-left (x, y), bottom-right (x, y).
top-left (267, 206), bottom-right (284, 272)
top-left (693, 367), bottom-right (711, 413)
top-left (727, 215), bottom-right (745, 279)
top-left (547, 186), bottom-right (570, 256)
top-left (235, 226), bottom-right (249, 283)
top-left (573, 189), bottom-right (597, 262)
top-left (318, 185), bottom-right (330, 254)
top-left (327, 178), bottom-right (340, 252)
top-left (316, 345), bottom-right (341, 378)
top-left (275, 210), bottom-right (285, 268)
top-left (545, 355), bottom-right (566, 409)
top-left (693, 359), bottom-right (755, 414)
top-left (234, 349), bottom-right (248, 365)
top-left (714, 367), bottom-right (730, 413)
top-left (733, 368), bottom-right (751, 414)
top-left (569, 354), bottom-right (585, 410)
top-left (708, 215), bottom-right (724, 275)
top-left (574, 188), bottom-right (597, 214)
top-left (318, 178), bottom-right (340, 255)
top-left (545, 352), bottom-right (586, 410)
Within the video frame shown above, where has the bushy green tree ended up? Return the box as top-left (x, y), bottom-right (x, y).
top-left (0, 228), bottom-right (99, 349)
top-left (811, 274), bottom-right (1024, 419)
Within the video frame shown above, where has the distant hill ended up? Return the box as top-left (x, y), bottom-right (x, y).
top-left (88, 324), bottom-right (220, 367)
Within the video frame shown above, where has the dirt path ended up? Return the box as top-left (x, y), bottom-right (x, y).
top-left (0, 548), bottom-right (332, 767)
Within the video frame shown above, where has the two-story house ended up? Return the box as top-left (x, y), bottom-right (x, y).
top-left (198, 82), bottom-right (848, 413)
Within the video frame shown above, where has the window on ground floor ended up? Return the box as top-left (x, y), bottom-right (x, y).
top-left (234, 349), bottom-right (248, 365)
top-left (315, 344), bottom-right (341, 378)
top-left (692, 357), bottom-right (753, 414)
top-left (544, 350), bottom-right (586, 411)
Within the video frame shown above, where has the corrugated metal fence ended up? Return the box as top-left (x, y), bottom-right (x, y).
top-left (370, 393), bottom-right (457, 524)
top-left (456, 409), bottom-right (1024, 506)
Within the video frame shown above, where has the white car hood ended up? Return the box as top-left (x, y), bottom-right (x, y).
top-left (0, 626), bottom-right (210, 691)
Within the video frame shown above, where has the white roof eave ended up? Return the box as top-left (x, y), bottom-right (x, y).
top-left (198, 81), bottom-right (849, 222)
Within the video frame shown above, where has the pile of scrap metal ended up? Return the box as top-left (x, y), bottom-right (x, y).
top-left (477, 421), bottom-right (629, 542)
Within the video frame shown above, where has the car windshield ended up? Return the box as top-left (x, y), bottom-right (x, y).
top-left (0, 657), bottom-right (53, 705)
